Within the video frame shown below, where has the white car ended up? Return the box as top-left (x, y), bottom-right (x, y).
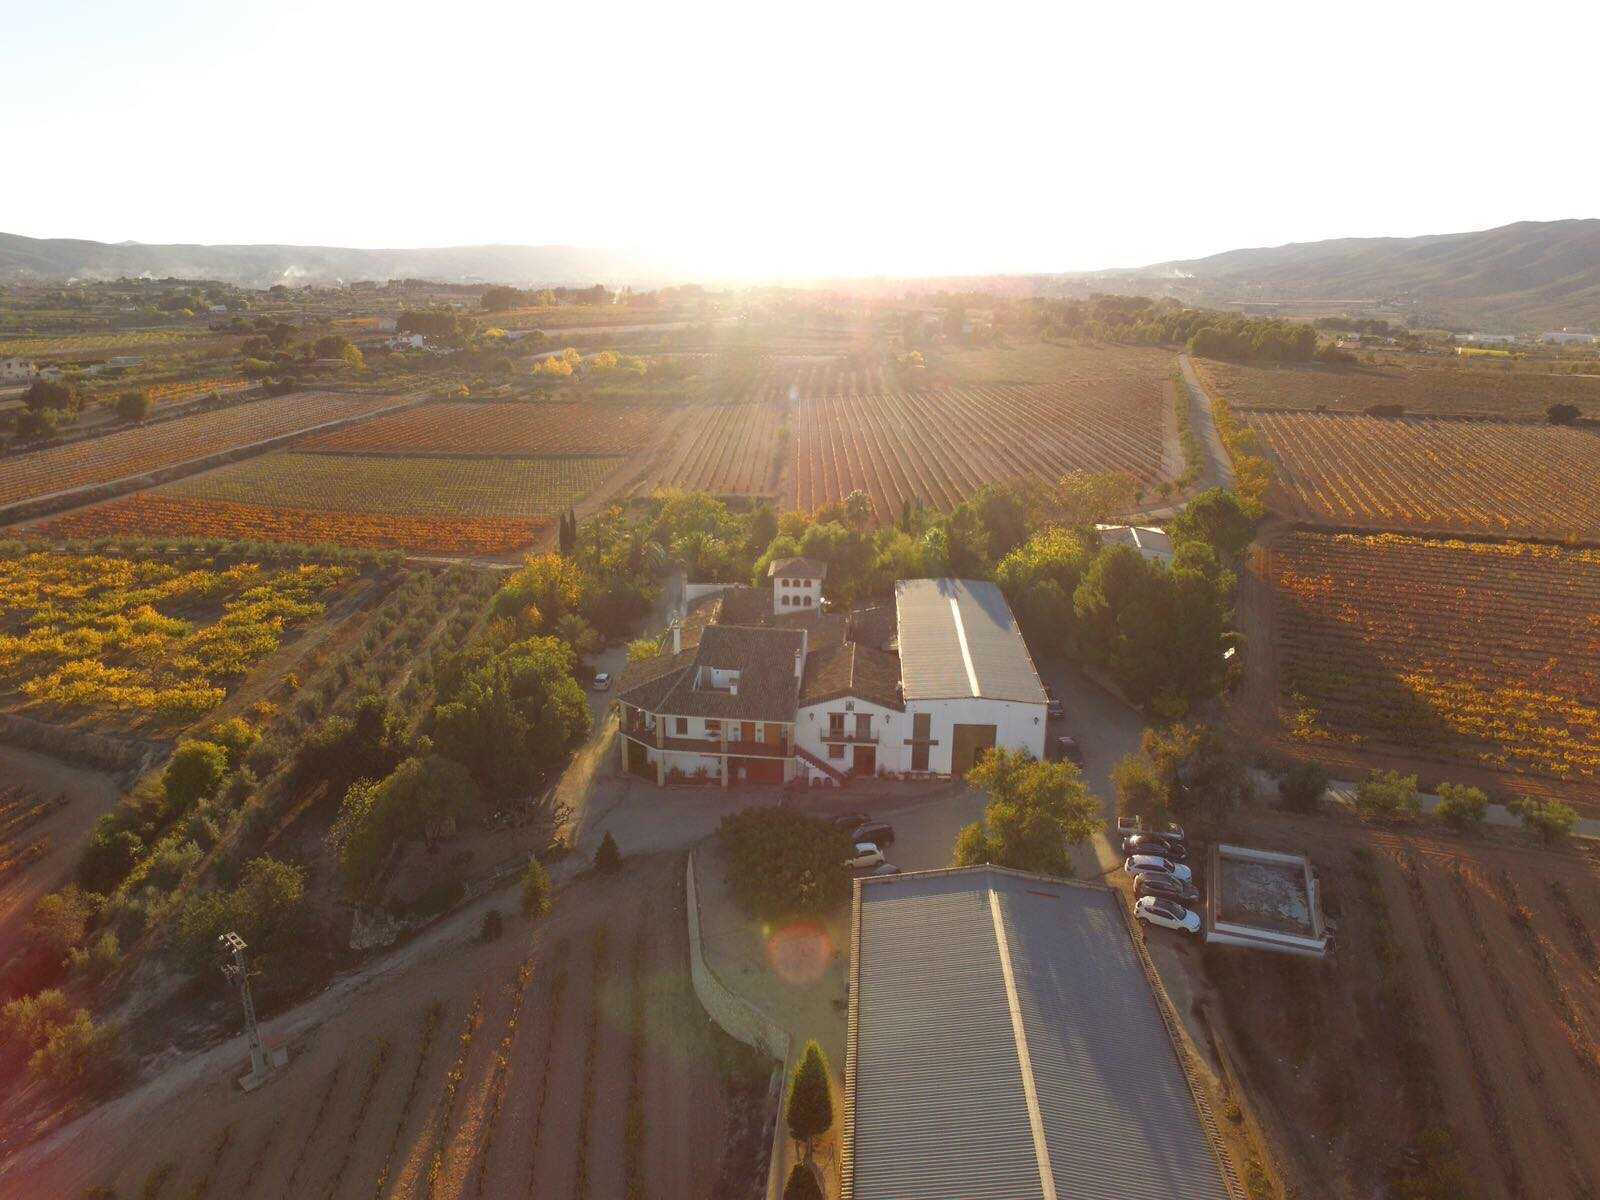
top-left (846, 843), bottom-right (885, 870)
top-left (1125, 854), bottom-right (1192, 883)
top-left (1135, 896), bottom-right (1201, 934)
top-left (592, 672), bottom-right (611, 690)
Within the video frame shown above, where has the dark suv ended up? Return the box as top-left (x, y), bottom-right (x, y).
top-left (852, 821), bottom-right (895, 848)
top-left (1134, 872), bottom-right (1200, 906)
top-left (1122, 833), bottom-right (1187, 861)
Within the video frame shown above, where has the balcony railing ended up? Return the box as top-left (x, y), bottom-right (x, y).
top-left (822, 728), bottom-right (876, 744)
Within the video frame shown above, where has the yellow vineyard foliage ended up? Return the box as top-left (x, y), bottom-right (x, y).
top-left (0, 550), bottom-right (352, 725)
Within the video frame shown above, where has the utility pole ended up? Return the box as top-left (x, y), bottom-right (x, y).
top-left (220, 931), bottom-right (285, 1091)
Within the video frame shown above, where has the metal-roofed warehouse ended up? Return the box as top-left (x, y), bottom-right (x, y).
top-left (893, 578), bottom-right (1047, 774)
top-left (842, 868), bottom-right (1235, 1200)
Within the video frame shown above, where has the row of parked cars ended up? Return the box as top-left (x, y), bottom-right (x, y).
top-left (834, 811), bottom-right (902, 876)
top-left (1121, 827), bottom-right (1204, 935)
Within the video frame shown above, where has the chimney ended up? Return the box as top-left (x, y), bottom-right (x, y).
top-left (670, 621), bottom-right (682, 654)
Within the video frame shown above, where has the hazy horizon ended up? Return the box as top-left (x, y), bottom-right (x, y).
top-left (5, 0), bottom-right (1598, 278)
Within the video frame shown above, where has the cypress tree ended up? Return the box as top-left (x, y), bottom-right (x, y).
top-left (783, 1163), bottom-right (823, 1200)
top-left (785, 1040), bottom-right (834, 1150)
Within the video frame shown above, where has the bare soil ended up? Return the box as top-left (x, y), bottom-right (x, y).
top-left (1166, 810), bottom-right (1600, 1200)
top-left (0, 852), bottom-right (762, 1199)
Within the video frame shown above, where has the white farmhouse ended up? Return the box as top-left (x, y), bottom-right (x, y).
top-left (615, 575), bottom-right (1047, 786)
top-left (1, 357), bottom-right (37, 382)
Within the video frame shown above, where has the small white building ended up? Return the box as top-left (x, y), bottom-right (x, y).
top-left (0, 357), bottom-right (37, 382)
top-left (386, 333), bottom-right (426, 350)
top-left (107, 355), bottom-right (143, 368)
top-left (1542, 330), bottom-right (1600, 346)
top-left (1095, 524), bottom-right (1175, 566)
top-left (768, 556), bottom-right (826, 613)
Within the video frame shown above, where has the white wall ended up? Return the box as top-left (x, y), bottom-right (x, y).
top-left (906, 697), bottom-right (1047, 775)
top-left (771, 574), bottom-right (822, 614)
top-left (795, 696), bottom-right (906, 775)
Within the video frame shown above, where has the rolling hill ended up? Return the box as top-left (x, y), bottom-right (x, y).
top-left (1085, 219), bottom-right (1600, 331)
top-left (0, 233), bottom-right (662, 288)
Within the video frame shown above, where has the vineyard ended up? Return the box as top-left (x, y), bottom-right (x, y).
top-left (0, 329), bottom-right (203, 359)
top-left (628, 401), bottom-right (787, 497)
top-left (1193, 354), bottom-right (1600, 419)
top-left (0, 547), bottom-right (356, 727)
top-left (0, 391), bottom-right (407, 509)
top-left (164, 452), bottom-right (622, 520)
top-left (32, 494), bottom-right (550, 555)
top-left (1245, 411), bottom-right (1600, 539)
top-left (790, 380), bottom-right (1172, 523)
top-left (1261, 530), bottom-right (1600, 782)
top-left (112, 375), bottom-right (254, 408)
top-left (1205, 816), bottom-right (1600, 1200)
top-left (296, 401), bottom-right (664, 457)
top-left (8, 856), bottom-right (770, 1200)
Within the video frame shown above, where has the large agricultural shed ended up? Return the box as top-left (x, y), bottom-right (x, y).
top-left (841, 867), bottom-right (1235, 1200)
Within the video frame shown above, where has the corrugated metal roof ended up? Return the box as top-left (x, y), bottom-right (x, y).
top-left (894, 578), bottom-right (1047, 704)
top-left (844, 869), bottom-right (1233, 1200)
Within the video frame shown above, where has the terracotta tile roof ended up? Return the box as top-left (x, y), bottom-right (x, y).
top-left (620, 624), bottom-right (805, 722)
top-left (800, 641), bottom-right (904, 711)
top-left (768, 556), bottom-right (829, 578)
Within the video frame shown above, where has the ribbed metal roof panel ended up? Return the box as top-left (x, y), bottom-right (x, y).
top-left (894, 578), bottom-right (1047, 704)
top-left (846, 869), bottom-right (1232, 1200)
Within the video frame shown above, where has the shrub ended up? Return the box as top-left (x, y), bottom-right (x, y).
top-left (1433, 782), bottom-right (1488, 831)
top-left (114, 390), bottom-right (152, 423)
top-left (68, 931), bottom-right (122, 981)
top-left (28, 885), bottom-right (103, 958)
top-left (163, 741), bottom-right (230, 813)
top-left (717, 809), bottom-right (851, 920)
top-left (2, 989), bottom-right (72, 1049)
top-left (1277, 762), bottom-right (1329, 813)
top-left (521, 857), bottom-right (552, 918)
top-left (479, 909), bottom-right (504, 942)
top-left (594, 831), bottom-right (622, 873)
top-left (1547, 402), bottom-right (1582, 425)
top-left (78, 823), bottom-right (145, 894)
top-left (1354, 770), bottom-right (1421, 822)
top-left (785, 1041), bottom-right (834, 1150)
top-left (1512, 797), bottom-right (1578, 845)
top-left (205, 717), bottom-right (260, 771)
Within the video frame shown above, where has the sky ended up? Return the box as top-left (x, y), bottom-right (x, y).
top-left (4, 0), bottom-right (1598, 281)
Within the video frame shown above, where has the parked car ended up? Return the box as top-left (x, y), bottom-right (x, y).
top-left (851, 821), bottom-right (895, 848)
top-left (1054, 735), bottom-right (1085, 766)
top-left (1044, 685), bottom-right (1063, 719)
top-left (1135, 896), bottom-right (1201, 934)
top-left (1124, 854), bottom-right (1192, 883)
top-left (868, 861), bottom-right (902, 877)
top-left (829, 811), bottom-right (872, 830)
top-left (1122, 834), bottom-right (1187, 861)
top-left (1134, 872), bottom-right (1200, 906)
top-left (846, 843), bottom-right (885, 870)
top-left (592, 672), bottom-right (611, 690)
top-left (1117, 814), bottom-right (1185, 841)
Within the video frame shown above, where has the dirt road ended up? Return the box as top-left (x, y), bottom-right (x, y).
top-left (1, 853), bottom-right (757, 1199)
top-left (1178, 352), bottom-right (1237, 491)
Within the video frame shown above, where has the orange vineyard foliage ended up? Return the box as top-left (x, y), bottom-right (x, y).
top-left (296, 401), bottom-right (661, 456)
top-left (1268, 531), bottom-right (1600, 781)
top-left (1246, 412), bottom-right (1600, 540)
top-left (0, 391), bottom-right (404, 508)
top-left (34, 494), bottom-right (550, 554)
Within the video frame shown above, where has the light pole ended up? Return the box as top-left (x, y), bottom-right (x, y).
top-left (220, 931), bottom-right (282, 1090)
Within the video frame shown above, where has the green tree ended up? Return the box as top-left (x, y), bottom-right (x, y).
top-left (1512, 797), bottom-right (1578, 845)
top-left (1434, 782), bottom-right (1488, 831)
top-left (626, 636), bottom-right (664, 663)
top-left (786, 1041), bottom-right (834, 1151)
top-left (163, 741), bottom-right (230, 813)
top-left (1278, 762), bottom-right (1329, 814)
top-left (717, 809), bottom-right (851, 919)
top-left (431, 636), bottom-right (591, 795)
top-left (1354, 770), bottom-right (1422, 822)
top-left (1115, 724), bottom-right (1248, 829)
top-left (21, 377), bottom-right (80, 414)
top-left (994, 526), bottom-right (1095, 650)
top-left (521, 856), bottom-right (551, 917)
top-left (205, 717), bottom-right (260, 771)
top-left (594, 831), bottom-right (622, 872)
top-left (27, 886), bottom-right (102, 959)
top-left (1170, 487), bottom-right (1257, 558)
top-left (953, 748), bottom-right (1099, 877)
top-left (783, 1164), bottom-right (824, 1200)
top-left (113, 390), bottom-right (152, 422)
top-left (481, 285), bottom-right (523, 311)
top-left (327, 756), bottom-right (477, 895)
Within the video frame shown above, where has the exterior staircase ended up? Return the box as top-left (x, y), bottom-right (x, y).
top-left (795, 745), bottom-right (849, 787)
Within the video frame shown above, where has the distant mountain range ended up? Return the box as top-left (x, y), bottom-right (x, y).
top-left (0, 233), bottom-right (663, 289)
top-left (1087, 219), bottom-right (1600, 332)
top-left (7, 220), bottom-right (1600, 331)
